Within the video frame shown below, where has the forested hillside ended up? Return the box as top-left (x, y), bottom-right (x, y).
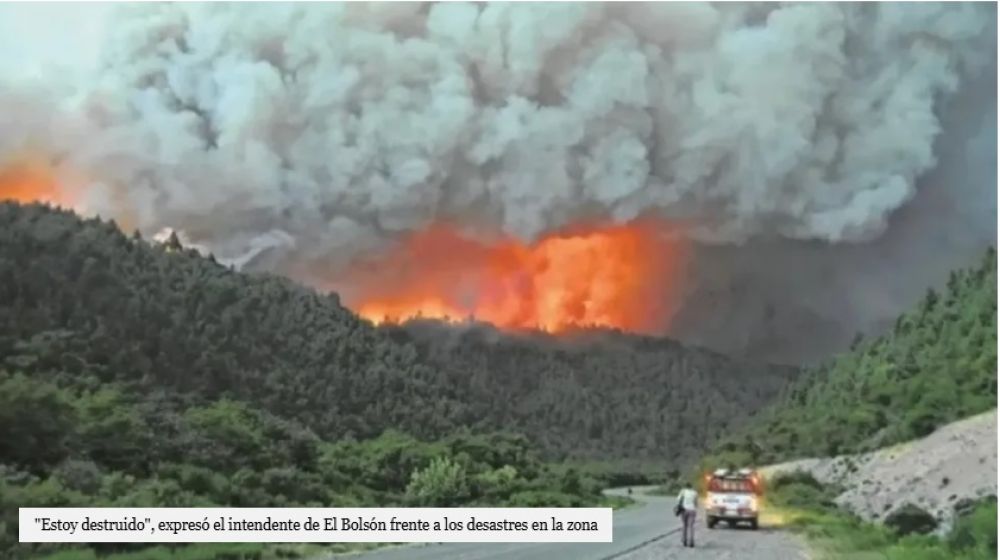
top-left (0, 202), bottom-right (796, 465)
top-left (0, 202), bottom-right (799, 558)
top-left (393, 323), bottom-right (796, 462)
top-left (705, 247), bottom-right (997, 468)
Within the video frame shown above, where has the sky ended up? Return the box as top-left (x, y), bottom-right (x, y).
top-left (0, 3), bottom-right (111, 85)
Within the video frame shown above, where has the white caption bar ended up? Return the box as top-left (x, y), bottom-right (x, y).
top-left (21, 508), bottom-right (613, 543)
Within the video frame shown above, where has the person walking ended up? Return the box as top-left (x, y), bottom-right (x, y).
top-left (676, 481), bottom-right (699, 548)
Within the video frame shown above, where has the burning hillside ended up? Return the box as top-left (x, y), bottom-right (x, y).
top-left (0, 156), bottom-right (137, 231)
top-left (0, 3), bottom-right (994, 359)
top-left (0, 153), bottom-right (688, 334)
top-left (345, 221), bottom-right (686, 334)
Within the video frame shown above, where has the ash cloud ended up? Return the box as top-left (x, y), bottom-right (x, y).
top-left (674, 56), bottom-right (998, 363)
top-left (0, 2), bottom-right (995, 361)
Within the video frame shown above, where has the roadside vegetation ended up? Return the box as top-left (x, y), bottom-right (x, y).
top-left (0, 371), bottom-right (631, 560)
top-left (764, 472), bottom-right (997, 560)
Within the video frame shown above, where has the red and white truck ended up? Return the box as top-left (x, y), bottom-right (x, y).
top-left (704, 467), bottom-right (762, 530)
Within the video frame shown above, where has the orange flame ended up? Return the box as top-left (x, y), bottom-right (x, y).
top-left (346, 221), bottom-right (687, 334)
top-left (0, 158), bottom-right (68, 206)
top-left (0, 156), bottom-right (138, 232)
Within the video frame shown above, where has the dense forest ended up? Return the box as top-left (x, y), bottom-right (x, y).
top-left (0, 203), bottom-right (799, 559)
top-left (0, 202), bottom-right (796, 464)
top-left (385, 321), bottom-right (799, 462)
top-left (703, 247), bottom-right (997, 469)
top-left (1, 368), bottom-right (612, 559)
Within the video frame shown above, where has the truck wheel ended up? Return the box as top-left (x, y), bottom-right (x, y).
top-left (707, 517), bottom-right (717, 529)
top-left (750, 519), bottom-right (759, 530)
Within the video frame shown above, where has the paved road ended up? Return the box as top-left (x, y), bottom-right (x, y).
top-left (326, 487), bottom-right (673, 560)
top-left (617, 522), bottom-right (809, 560)
top-left (327, 488), bottom-right (808, 560)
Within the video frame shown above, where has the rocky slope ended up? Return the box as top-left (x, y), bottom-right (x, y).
top-left (762, 409), bottom-right (998, 533)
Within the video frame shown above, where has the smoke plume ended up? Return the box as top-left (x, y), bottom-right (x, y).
top-left (0, 2), bottom-right (995, 361)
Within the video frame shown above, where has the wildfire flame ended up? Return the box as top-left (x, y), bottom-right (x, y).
top-left (0, 156), bottom-right (139, 232)
top-left (0, 155), bottom-right (686, 335)
top-left (0, 157), bottom-right (68, 206)
top-left (347, 221), bottom-right (686, 334)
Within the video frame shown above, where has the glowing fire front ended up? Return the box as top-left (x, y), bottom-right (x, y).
top-left (2, 157), bottom-right (686, 336)
top-left (346, 222), bottom-right (686, 334)
top-left (0, 158), bottom-right (66, 206)
top-left (0, 157), bottom-right (138, 231)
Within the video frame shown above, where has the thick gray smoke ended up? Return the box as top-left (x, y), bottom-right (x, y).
top-left (1, 2), bottom-right (995, 361)
top-left (674, 55), bottom-right (998, 363)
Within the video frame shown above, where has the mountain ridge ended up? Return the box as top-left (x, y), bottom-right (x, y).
top-left (0, 201), bottom-right (797, 464)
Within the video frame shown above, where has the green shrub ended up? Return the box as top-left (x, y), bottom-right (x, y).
top-left (768, 470), bottom-right (824, 491)
top-left (0, 372), bottom-right (77, 473)
top-left (767, 471), bottom-right (839, 510)
top-left (474, 465), bottom-right (520, 500)
top-left (772, 483), bottom-right (829, 509)
top-left (885, 504), bottom-right (938, 536)
top-left (948, 498), bottom-right (998, 555)
top-left (405, 456), bottom-right (469, 507)
top-left (52, 459), bottom-right (104, 495)
top-left (507, 490), bottom-right (584, 507)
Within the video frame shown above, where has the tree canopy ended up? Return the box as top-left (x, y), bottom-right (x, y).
top-left (0, 202), bottom-right (796, 465)
top-left (703, 247), bottom-right (997, 468)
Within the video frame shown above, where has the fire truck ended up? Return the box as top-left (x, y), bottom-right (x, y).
top-left (704, 468), bottom-right (762, 530)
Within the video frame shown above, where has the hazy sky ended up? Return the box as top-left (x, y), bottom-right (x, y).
top-left (0, 3), bottom-right (111, 84)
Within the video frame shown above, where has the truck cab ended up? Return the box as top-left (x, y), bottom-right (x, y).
top-left (704, 468), bottom-right (761, 530)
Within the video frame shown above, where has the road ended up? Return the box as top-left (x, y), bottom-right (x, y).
top-left (327, 488), bottom-right (809, 560)
top-left (616, 519), bottom-right (809, 560)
